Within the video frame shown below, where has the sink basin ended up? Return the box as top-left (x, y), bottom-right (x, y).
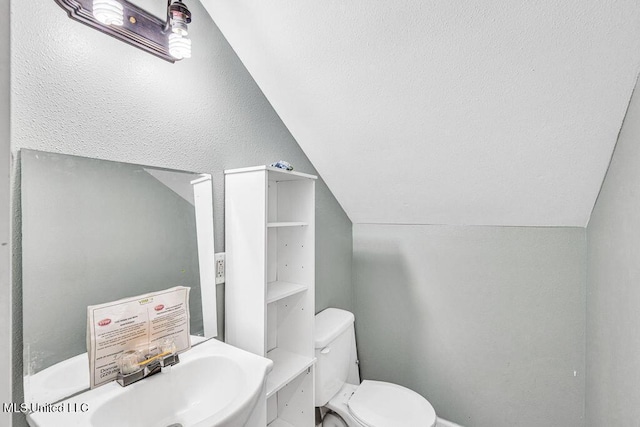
top-left (25, 336), bottom-right (210, 406)
top-left (27, 338), bottom-right (273, 427)
top-left (25, 352), bottom-right (90, 406)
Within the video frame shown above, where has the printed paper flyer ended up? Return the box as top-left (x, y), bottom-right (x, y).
top-left (87, 286), bottom-right (191, 388)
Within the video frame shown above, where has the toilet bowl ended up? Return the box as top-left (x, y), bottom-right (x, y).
top-left (315, 308), bottom-right (437, 427)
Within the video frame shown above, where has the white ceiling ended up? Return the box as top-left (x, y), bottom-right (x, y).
top-left (202, 0), bottom-right (640, 226)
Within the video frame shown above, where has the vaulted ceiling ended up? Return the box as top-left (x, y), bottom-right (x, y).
top-left (202, 0), bottom-right (640, 226)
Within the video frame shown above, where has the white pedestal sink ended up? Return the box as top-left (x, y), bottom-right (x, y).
top-left (27, 338), bottom-right (273, 427)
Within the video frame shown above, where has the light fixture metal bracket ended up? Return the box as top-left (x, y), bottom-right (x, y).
top-left (54, 0), bottom-right (177, 63)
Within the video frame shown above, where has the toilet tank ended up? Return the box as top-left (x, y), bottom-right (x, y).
top-left (314, 308), bottom-right (360, 407)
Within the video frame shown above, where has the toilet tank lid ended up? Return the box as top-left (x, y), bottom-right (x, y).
top-left (315, 308), bottom-right (355, 349)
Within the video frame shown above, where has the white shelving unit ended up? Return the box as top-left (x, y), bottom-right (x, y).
top-left (267, 222), bottom-right (308, 228)
top-left (225, 165), bottom-right (316, 427)
top-left (267, 419), bottom-right (295, 427)
top-left (267, 281), bottom-right (308, 304)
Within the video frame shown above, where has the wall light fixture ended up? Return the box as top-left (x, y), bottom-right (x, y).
top-left (54, 0), bottom-right (192, 63)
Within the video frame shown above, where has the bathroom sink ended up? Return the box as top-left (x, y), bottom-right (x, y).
top-left (25, 352), bottom-right (90, 406)
top-left (27, 338), bottom-right (273, 427)
top-left (25, 336), bottom-right (209, 406)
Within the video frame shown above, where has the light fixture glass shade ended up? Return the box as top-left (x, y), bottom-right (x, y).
top-left (171, 17), bottom-right (189, 36)
top-left (168, 33), bottom-right (191, 60)
top-left (92, 0), bottom-right (124, 26)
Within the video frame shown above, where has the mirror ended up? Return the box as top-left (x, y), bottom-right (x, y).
top-left (21, 149), bottom-right (217, 404)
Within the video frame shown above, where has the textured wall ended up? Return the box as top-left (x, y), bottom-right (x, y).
top-left (9, 0), bottom-right (352, 422)
top-left (0, 0), bottom-right (10, 422)
top-left (353, 224), bottom-right (586, 427)
top-left (586, 80), bottom-right (640, 426)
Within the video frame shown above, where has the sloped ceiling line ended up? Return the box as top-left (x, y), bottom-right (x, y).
top-left (201, 0), bottom-right (640, 227)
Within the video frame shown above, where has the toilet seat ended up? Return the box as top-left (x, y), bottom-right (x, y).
top-left (347, 380), bottom-right (437, 427)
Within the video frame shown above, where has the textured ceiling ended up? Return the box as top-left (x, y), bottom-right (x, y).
top-left (202, 0), bottom-right (640, 226)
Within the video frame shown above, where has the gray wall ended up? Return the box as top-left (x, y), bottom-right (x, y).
top-left (1, 0), bottom-right (10, 423)
top-left (9, 0), bottom-right (352, 423)
top-left (586, 80), bottom-right (640, 426)
top-left (353, 224), bottom-right (586, 427)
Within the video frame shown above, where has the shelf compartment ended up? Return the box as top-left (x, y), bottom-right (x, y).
top-left (267, 281), bottom-right (308, 304)
top-left (268, 418), bottom-right (295, 427)
top-left (266, 348), bottom-right (315, 398)
top-left (267, 222), bottom-right (308, 228)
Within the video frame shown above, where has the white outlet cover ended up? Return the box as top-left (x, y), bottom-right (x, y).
top-left (214, 252), bottom-right (225, 284)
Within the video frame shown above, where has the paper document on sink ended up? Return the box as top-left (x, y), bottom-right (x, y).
top-left (87, 286), bottom-right (191, 388)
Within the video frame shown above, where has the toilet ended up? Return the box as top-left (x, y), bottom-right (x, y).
top-left (315, 308), bottom-right (437, 427)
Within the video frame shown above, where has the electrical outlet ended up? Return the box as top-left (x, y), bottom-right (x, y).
top-left (215, 252), bottom-right (225, 284)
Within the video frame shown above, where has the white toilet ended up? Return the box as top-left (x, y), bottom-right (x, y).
top-left (315, 308), bottom-right (437, 427)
